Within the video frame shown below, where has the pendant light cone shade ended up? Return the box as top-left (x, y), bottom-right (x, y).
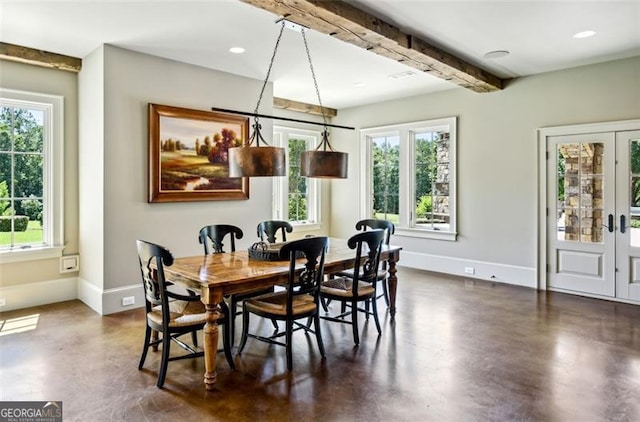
top-left (228, 145), bottom-right (286, 177)
top-left (300, 129), bottom-right (348, 178)
top-left (301, 150), bottom-right (348, 178)
top-left (228, 119), bottom-right (286, 177)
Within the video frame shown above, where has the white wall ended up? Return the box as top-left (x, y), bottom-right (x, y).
top-left (78, 46), bottom-right (105, 306)
top-left (331, 56), bottom-right (640, 287)
top-left (0, 60), bottom-right (79, 311)
top-left (79, 45), bottom-right (276, 314)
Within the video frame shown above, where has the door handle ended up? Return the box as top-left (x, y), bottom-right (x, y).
top-left (604, 214), bottom-right (614, 233)
top-left (621, 214), bottom-right (627, 233)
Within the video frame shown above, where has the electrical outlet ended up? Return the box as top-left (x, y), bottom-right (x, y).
top-left (122, 296), bottom-right (135, 306)
top-left (0, 298), bottom-right (6, 307)
top-left (464, 267), bottom-right (475, 275)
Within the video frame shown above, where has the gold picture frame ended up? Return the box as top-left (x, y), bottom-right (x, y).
top-left (148, 103), bottom-right (250, 202)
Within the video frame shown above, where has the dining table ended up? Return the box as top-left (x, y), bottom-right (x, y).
top-left (164, 237), bottom-right (402, 391)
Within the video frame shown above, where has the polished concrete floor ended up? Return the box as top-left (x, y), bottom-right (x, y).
top-left (2, 267), bottom-right (640, 421)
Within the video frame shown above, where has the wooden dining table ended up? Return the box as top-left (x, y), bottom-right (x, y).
top-left (164, 237), bottom-right (402, 390)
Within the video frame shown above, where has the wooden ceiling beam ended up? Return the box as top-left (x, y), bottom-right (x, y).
top-left (240, 0), bottom-right (503, 92)
top-left (273, 97), bottom-right (337, 117)
top-left (0, 42), bottom-right (82, 73)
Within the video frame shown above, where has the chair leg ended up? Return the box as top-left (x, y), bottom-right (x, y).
top-left (285, 319), bottom-right (294, 371)
top-left (364, 299), bottom-right (370, 320)
top-left (314, 313), bottom-right (325, 358)
top-left (321, 297), bottom-right (329, 312)
top-left (381, 277), bottom-right (390, 307)
top-left (138, 324), bottom-right (152, 370)
top-left (271, 318), bottom-right (279, 330)
top-left (157, 332), bottom-right (171, 388)
top-left (151, 329), bottom-right (159, 352)
top-left (223, 323), bottom-right (235, 370)
top-left (351, 300), bottom-right (360, 346)
top-left (229, 296), bottom-right (238, 346)
top-left (238, 304), bottom-right (250, 354)
top-left (371, 293), bottom-right (382, 335)
top-left (191, 330), bottom-right (199, 347)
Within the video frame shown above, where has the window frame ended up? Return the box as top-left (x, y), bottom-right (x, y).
top-left (0, 88), bottom-right (64, 263)
top-left (360, 117), bottom-right (457, 241)
top-left (272, 126), bottom-right (321, 231)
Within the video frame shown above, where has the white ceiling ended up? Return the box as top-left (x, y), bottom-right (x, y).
top-left (1, 0), bottom-right (639, 109)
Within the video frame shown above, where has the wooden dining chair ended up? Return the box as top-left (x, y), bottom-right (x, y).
top-left (198, 224), bottom-right (275, 345)
top-left (238, 236), bottom-right (328, 371)
top-left (257, 220), bottom-right (293, 243)
top-left (136, 239), bottom-right (234, 388)
top-left (339, 219), bottom-right (395, 307)
top-left (319, 229), bottom-right (385, 346)
top-left (198, 224), bottom-right (243, 255)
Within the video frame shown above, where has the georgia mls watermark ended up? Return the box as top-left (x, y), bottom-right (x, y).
top-left (0, 401), bottom-right (62, 422)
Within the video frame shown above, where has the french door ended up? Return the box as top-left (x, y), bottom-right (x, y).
top-left (546, 128), bottom-right (640, 301)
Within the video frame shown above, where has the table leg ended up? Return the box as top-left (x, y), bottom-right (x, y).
top-left (387, 256), bottom-right (398, 319)
top-left (203, 303), bottom-right (219, 391)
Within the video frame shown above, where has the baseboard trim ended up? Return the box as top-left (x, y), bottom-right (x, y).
top-left (2, 253), bottom-right (535, 314)
top-left (399, 251), bottom-right (537, 289)
top-left (77, 278), bottom-right (143, 315)
top-left (0, 277), bottom-right (78, 312)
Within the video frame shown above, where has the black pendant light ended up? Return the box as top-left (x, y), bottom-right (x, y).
top-left (228, 21), bottom-right (287, 177)
top-left (298, 25), bottom-right (348, 179)
top-left (227, 19), bottom-right (348, 178)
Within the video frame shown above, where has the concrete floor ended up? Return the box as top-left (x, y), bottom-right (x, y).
top-left (2, 267), bottom-right (640, 421)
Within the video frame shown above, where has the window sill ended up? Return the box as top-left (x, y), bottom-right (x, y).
top-left (0, 245), bottom-right (64, 264)
top-left (395, 228), bottom-right (457, 241)
top-left (290, 222), bottom-right (321, 233)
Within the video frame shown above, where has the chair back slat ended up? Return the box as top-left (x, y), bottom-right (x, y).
top-left (279, 236), bottom-right (328, 313)
top-left (347, 229), bottom-right (385, 286)
top-left (136, 239), bottom-right (174, 312)
top-left (257, 220), bottom-right (293, 243)
top-left (355, 218), bottom-right (395, 245)
top-left (199, 224), bottom-right (243, 254)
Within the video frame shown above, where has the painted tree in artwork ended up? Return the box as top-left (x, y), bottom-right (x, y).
top-left (208, 128), bottom-right (241, 164)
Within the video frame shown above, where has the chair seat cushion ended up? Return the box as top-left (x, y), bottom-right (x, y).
top-left (148, 300), bottom-right (223, 328)
top-left (335, 268), bottom-right (388, 281)
top-left (245, 291), bottom-right (316, 317)
top-left (321, 277), bottom-right (375, 298)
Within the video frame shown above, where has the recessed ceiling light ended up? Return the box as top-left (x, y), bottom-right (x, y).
top-left (354, 82), bottom-right (366, 87)
top-left (388, 71), bottom-right (416, 79)
top-left (573, 30), bottom-right (596, 39)
top-left (484, 50), bottom-right (510, 59)
top-left (229, 47), bottom-right (245, 54)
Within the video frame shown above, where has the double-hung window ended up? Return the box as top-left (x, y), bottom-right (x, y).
top-left (360, 117), bottom-right (457, 240)
top-left (272, 126), bottom-right (320, 229)
top-left (0, 89), bottom-right (64, 262)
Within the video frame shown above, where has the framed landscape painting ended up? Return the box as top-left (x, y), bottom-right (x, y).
top-left (148, 103), bottom-right (250, 202)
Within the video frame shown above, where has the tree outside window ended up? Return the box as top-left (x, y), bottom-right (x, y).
top-left (288, 138), bottom-right (308, 222)
top-left (0, 106), bottom-right (45, 247)
top-left (372, 135), bottom-right (399, 223)
top-left (273, 127), bottom-right (319, 226)
top-left (361, 117), bottom-right (456, 240)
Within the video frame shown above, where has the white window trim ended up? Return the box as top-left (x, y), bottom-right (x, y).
top-left (0, 88), bottom-right (64, 263)
top-left (360, 117), bottom-right (457, 241)
top-left (272, 126), bottom-right (321, 231)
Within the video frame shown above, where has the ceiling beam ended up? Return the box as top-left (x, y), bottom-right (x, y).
top-left (273, 97), bottom-right (337, 117)
top-left (240, 0), bottom-right (503, 92)
top-left (0, 42), bottom-right (82, 73)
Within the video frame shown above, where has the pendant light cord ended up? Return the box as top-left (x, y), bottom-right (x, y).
top-left (255, 20), bottom-right (286, 115)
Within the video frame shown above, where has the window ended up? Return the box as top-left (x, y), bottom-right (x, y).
top-left (0, 89), bottom-right (64, 262)
top-left (361, 117), bottom-right (456, 240)
top-left (273, 126), bottom-right (320, 228)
